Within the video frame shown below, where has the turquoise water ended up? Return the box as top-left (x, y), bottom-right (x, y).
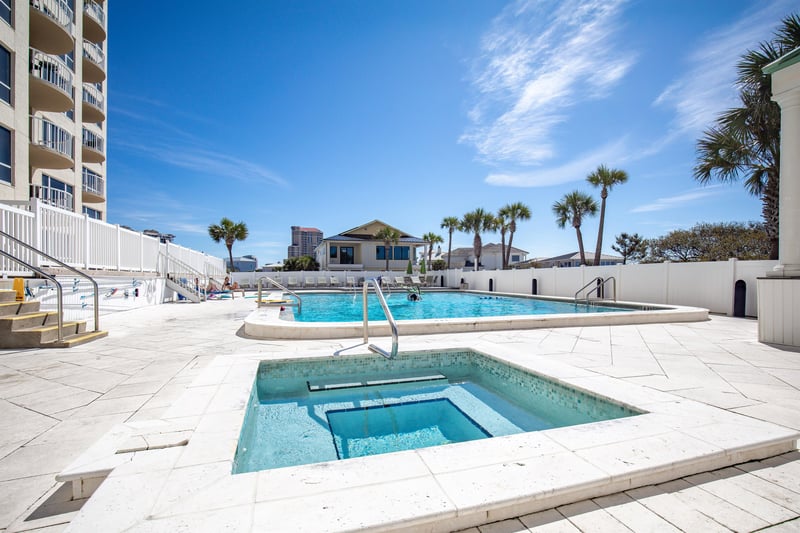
top-left (232, 350), bottom-right (641, 473)
top-left (288, 291), bottom-right (630, 322)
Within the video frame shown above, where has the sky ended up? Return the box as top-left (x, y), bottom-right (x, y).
top-left (107, 0), bottom-right (796, 265)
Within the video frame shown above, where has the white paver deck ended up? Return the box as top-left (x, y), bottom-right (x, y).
top-left (1, 296), bottom-right (799, 532)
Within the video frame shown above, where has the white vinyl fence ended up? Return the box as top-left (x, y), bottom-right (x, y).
top-left (1, 199), bottom-right (224, 276)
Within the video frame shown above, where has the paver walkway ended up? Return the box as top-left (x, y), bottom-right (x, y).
top-left (0, 297), bottom-right (798, 532)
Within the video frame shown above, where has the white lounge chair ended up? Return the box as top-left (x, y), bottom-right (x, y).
top-left (410, 275), bottom-right (425, 287)
top-left (346, 276), bottom-right (356, 288)
top-left (304, 276), bottom-right (316, 288)
top-left (329, 276), bottom-right (340, 287)
top-left (394, 276), bottom-right (408, 288)
top-left (317, 276), bottom-right (328, 287)
top-left (287, 276), bottom-right (299, 289)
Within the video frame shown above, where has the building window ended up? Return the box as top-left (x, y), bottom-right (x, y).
top-left (0, 125), bottom-right (9, 184)
top-left (40, 174), bottom-right (74, 211)
top-left (511, 254), bottom-right (520, 263)
top-left (0, 46), bottom-right (10, 104)
top-left (329, 245), bottom-right (337, 258)
top-left (393, 246), bottom-right (410, 261)
top-left (82, 206), bottom-right (101, 219)
top-left (340, 246), bottom-right (354, 265)
top-left (0, 0), bottom-right (10, 26)
top-left (376, 246), bottom-right (393, 260)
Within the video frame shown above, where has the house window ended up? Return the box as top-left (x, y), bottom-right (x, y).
top-left (393, 246), bottom-right (410, 260)
top-left (376, 246), bottom-right (393, 260)
top-left (329, 245), bottom-right (337, 258)
top-left (0, 0), bottom-right (10, 27)
top-left (82, 206), bottom-right (101, 219)
top-left (0, 46), bottom-right (10, 104)
top-left (511, 254), bottom-right (520, 263)
top-left (340, 246), bottom-right (354, 265)
top-left (0, 125), bottom-right (10, 184)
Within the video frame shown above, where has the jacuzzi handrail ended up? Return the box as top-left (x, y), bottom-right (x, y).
top-left (575, 276), bottom-right (617, 303)
top-left (257, 276), bottom-right (302, 313)
top-left (363, 278), bottom-right (398, 359)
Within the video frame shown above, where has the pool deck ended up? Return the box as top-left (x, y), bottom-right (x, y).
top-left (1, 296), bottom-right (799, 531)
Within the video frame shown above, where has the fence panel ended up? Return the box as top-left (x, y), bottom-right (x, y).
top-left (86, 217), bottom-right (117, 269)
top-left (39, 204), bottom-right (85, 267)
top-left (119, 227), bottom-right (144, 270)
top-left (0, 203), bottom-right (36, 274)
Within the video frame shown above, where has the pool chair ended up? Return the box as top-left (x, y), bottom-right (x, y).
top-left (329, 276), bottom-right (340, 288)
top-left (346, 276), bottom-right (356, 288)
top-left (304, 276), bottom-right (316, 288)
top-left (409, 275), bottom-right (426, 287)
top-left (394, 276), bottom-right (408, 288)
top-left (287, 276), bottom-right (299, 289)
top-left (317, 276), bottom-right (328, 287)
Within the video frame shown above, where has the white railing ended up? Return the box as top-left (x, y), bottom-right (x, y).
top-left (30, 0), bottom-right (74, 34)
top-left (82, 167), bottom-right (104, 197)
top-left (31, 115), bottom-right (74, 159)
top-left (35, 184), bottom-right (74, 211)
top-left (83, 0), bottom-right (105, 31)
top-left (0, 203), bottom-right (36, 274)
top-left (82, 83), bottom-right (104, 111)
top-left (82, 127), bottom-right (104, 153)
top-left (82, 40), bottom-right (105, 70)
top-left (30, 48), bottom-right (73, 96)
top-left (0, 199), bottom-right (226, 275)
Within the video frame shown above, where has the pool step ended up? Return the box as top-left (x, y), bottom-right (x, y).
top-left (307, 373), bottom-right (447, 392)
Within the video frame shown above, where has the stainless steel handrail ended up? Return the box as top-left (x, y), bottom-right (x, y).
top-left (363, 277), bottom-right (398, 359)
top-left (574, 276), bottom-right (617, 303)
top-left (257, 276), bottom-right (302, 313)
top-left (0, 229), bottom-right (100, 341)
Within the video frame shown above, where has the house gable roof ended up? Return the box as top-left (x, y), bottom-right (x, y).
top-left (323, 220), bottom-right (424, 243)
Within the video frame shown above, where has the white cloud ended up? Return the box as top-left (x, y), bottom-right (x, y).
top-left (485, 137), bottom-right (629, 187)
top-left (462, 0), bottom-right (635, 165)
top-left (653, 0), bottom-right (796, 139)
top-left (630, 186), bottom-right (724, 213)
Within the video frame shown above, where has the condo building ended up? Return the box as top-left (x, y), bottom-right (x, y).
top-left (287, 225), bottom-right (322, 258)
top-left (0, 0), bottom-right (108, 220)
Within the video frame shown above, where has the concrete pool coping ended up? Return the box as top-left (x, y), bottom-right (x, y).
top-left (243, 290), bottom-right (709, 339)
top-left (60, 339), bottom-right (797, 532)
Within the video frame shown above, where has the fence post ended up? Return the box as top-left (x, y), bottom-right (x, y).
top-left (664, 261), bottom-right (671, 305)
top-left (32, 198), bottom-right (42, 268)
top-left (84, 213), bottom-right (91, 269)
top-left (115, 224), bottom-right (121, 271)
top-left (728, 257), bottom-right (737, 316)
top-left (140, 232), bottom-right (144, 272)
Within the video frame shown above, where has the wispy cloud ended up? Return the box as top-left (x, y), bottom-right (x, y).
top-left (630, 186), bottom-right (724, 213)
top-left (486, 137), bottom-right (629, 187)
top-left (653, 0), bottom-right (795, 139)
top-left (462, 0), bottom-right (635, 166)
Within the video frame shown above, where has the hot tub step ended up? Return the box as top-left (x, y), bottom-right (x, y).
top-left (308, 373), bottom-right (447, 392)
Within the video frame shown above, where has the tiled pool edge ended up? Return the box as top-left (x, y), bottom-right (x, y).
top-left (62, 341), bottom-right (798, 532)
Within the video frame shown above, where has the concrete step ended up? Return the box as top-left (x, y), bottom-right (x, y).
top-left (0, 311), bottom-right (59, 331)
top-left (0, 300), bottom-right (40, 317)
top-left (50, 330), bottom-right (108, 348)
top-left (0, 289), bottom-right (17, 303)
top-left (0, 320), bottom-right (88, 348)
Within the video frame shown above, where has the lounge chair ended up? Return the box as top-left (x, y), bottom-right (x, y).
top-left (287, 276), bottom-right (299, 289)
top-left (329, 276), bottom-right (340, 288)
top-left (394, 276), bottom-right (408, 288)
top-left (304, 276), bottom-right (316, 288)
top-left (317, 276), bottom-right (328, 287)
top-left (346, 276), bottom-right (356, 288)
top-left (410, 275), bottom-right (426, 287)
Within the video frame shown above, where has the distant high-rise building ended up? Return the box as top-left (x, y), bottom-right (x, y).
top-left (288, 226), bottom-right (322, 258)
top-left (0, 1), bottom-right (109, 220)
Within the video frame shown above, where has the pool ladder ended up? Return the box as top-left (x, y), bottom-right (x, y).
top-left (257, 276), bottom-right (302, 313)
top-left (575, 276), bottom-right (617, 304)
top-left (363, 278), bottom-right (399, 359)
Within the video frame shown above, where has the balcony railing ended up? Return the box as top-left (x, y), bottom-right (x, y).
top-left (83, 0), bottom-right (106, 42)
top-left (32, 184), bottom-right (74, 211)
top-left (82, 40), bottom-right (104, 69)
top-left (29, 48), bottom-right (74, 112)
top-left (30, 115), bottom-right (74, 159)
top-left (82, 83), bottom-right (105, 122)
top-left (82, 127), bottom-right (103, 152)
top-left (82, 167), bottom-right (104, 198)
top-left (30, 0), bottom-right (73, 34)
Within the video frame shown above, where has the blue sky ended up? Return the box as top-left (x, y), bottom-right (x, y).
top-left (107, 0), bottom-right (796, 265)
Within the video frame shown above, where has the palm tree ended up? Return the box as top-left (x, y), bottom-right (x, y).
top-left (494, 213), bottom-right (510, 269)
top-left (440, 216), bottom-right (460, 270)
top-left (460, 208), bottom-right (495, 270)
top-left (694, 13), bottom-right (800, 260)
top-left (208, 218), bottom-right (248, 273)
top-left (552, 191), bottom-right (598, 266)
top-left (586, 165), bottom-right (628, 266)
top-left (422, 232), bottom-right (444, 264)
top-left (374, 226), bottom-right (400, 271)
top-left (498, 202), bottom-right (531, 269)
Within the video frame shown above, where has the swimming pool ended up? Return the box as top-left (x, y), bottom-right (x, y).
top-left (289, 291), bottom-right (630, 322)
top-left (232, 349), bottom-right (640, 473)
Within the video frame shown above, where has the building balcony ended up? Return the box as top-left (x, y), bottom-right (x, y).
top-left (31, 183), bottom-right (74, 211)
top-left (82, 0), bottom-right (106, 43)
top-left (30, 116), bottom-right (74, 169)
top-left (29, 0), bottom-right (74, 55)
top-left (29, 48), bottom-right (74, 113)
top-left (82, 40), bottom-right (106, 83)
top-left (81, 127), bottom-right (104, 163)
top-left (82, 83), bottom-right (105, 123)
top-left (81, 167), bottom-right (105, 203)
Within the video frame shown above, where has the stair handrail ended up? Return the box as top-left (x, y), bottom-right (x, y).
top-left (362, 277), bottom-right (398, 359)
top-left (157, 251), bottom-right (205, 301)
top-left (0, 229), bottom-right (100, 341)
top-left (257, 276), bottom-right (302, 313)
top-left (574, 276), bottom-right (617, 303)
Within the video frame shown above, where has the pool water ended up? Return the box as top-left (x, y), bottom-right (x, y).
top-left (287, 291), bottom-right (630, 322)
top-left (232, 350), bottom-right (641, 473)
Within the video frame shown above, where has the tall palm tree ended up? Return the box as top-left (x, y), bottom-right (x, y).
top-left (552, 191), bottom-right (598, 266)
top-left (440, 216), bottom-right (460, 270)
top-left (460, 208), bottom-right (495, 271)
top-left (498, 202), bottom-right (531, 269)
top-left (494, 213), bottom-right (510, 269)
top-left (374, 226), bottom-right (400, 271)
top-left (694, 13), bottom-right (800, 260)
top-left (586, 165), bottom-right (628, 266)
top-left (422, 232), bottom-right (444, 264)
top-left (208, 218), bottom-right (248, 273)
